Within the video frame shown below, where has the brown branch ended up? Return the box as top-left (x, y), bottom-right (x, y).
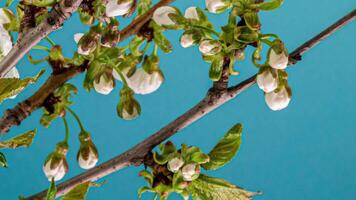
top-left (25, 9), bottom-right (356, 199)
top-left (0, 0), bottom-right (176, 135)
top-left (0, 0), bottom-right (84, 77)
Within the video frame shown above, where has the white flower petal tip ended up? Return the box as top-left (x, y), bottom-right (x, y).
top-left (268, 49), bottom-right (289, 69)
top-left (152, 6), bottom-right (177, 26)
top-left (205, 0), bottom-right (229, 14)
top-left (93, 75), bottom-right (114, 95)
top-left (105, 0), bottom-right (133, 17)
top-left (184, 7), bottom-right (199, 20)
top-left (265, 87), bottom-right (291, 111)
top-left (128, 69), bottom-right (164, 95)
top-left (180, 34), bottom-right (194, 48)
top-left (256, 70), bottom-right (278, 93)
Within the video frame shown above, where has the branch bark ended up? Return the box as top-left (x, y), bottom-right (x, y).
top-left (0, 0), bottom-right (176, 135)
top-left (0, 0), bottom-right (84, 77)
top-left (25, 9), bottom-right (356, 199)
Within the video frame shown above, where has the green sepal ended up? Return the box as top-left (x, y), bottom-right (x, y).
top-left (249, 0), bottom-right (284, 11)
top-left (235, 26), bottom-right (259, 43)
top-left (139, 170), bottom-right (154, 186)
top-left (243, 12), bottom-right (260, 31)
top-left (0, 129), bottom-right (37, 149)
top-left (61, 182), bottom-right (101, 200)
top-left (209, 55), bottom-right (224, 81)
top-left (0, 152), bottom-right (7, 168)
top-left (151, 22), bottom-right (173, 53)
top-left (202, 123), bottom-right (243, 170)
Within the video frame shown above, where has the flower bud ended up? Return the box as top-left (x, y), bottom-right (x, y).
top-left (93, 74), bottom-right (115, 95)
top-left (205, 0), bottom-right (230, 14)
top-left (128, 68), bottom-right (164, 95)
top-left (106, 0), bottom-right (133, 17)
top-left (256, 68), bottom-right (278, 93)
top-left (117, 87), bottom-right (141, 120)
top-left (265, 86), bottom-right (292, 111)
top-left (182, 163), bottom-right (201, 181)
top-left (167, 157), bottom-right (184, 173)
top-left (180, 33), bottom-right (194, 48)
top-left (77, 132), bottom-right (99, 169)
top-left (268, 40), bottom-right (289, 69)
top-left (184, 7), bottom-right (199, 20)
top-left (74, 33), bottom-right (97, 56)
top-left (43, 142), bottom-right (69, 181)
top-left (152, 6), bottom-right (177, 26)
top-left (0, 25), bottom-right (12, 58)
top-left (199, 40), bottom-right (222, 56)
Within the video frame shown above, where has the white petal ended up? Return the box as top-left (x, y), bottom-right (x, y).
top-left (184, 7), bottom-right (199, 20)
top-left (180, 34), bottom-right (194, 48)
top-left (167, 157), bottom-right (184, 173)
top-left (128, 69), bottom-right (163, 95)
top-left (199, 40), bottom-right (220, 55)
top-left (205, 0), bottom-right (228, 13)
top-left (74, 33), bottom-right (84, 43)
top-left (43, 159), bottom-right (66, 181)
top-left (78, 150), bottom-right (98, 169)
top-left (106, 0), bottom-right (133, 17)
top-left (4, 67), bottom-right (20, 99)
top-left (0, 25), bottom-right (12, 57)
top-left (265, 87), bottom-right (291, 111)
top-left (256, 70), bottom-right (278, 93)
top-left (93, 75), bottom-right (114, 95)
top-left (152, 6), bottom-right (177, 26)
top-left (122, 107), bottom-right (139, 120)
top-left (268, 49), bottom-right (289, 69)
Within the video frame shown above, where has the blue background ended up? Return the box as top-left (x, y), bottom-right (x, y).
top-left (0, 0), bottom-right (355, 199)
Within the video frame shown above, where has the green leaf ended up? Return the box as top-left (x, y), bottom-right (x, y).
top-left (0, 129), bottom-right (37, 149)
top-left (190, 152), bottom-right (210, 164)
top-left (137, 0), bottom-right (152, 16)
top-left (139, 170), bottom-right (154, 186)
top-left (23, 0), bottom-right (57, 7)
top-left (209, 55), bottom-right (224, 81)
top-left (0, 69), bottom-right (45, 103)
top-left (40, 84), bottom-right (77, 127)
top-left (0, 152), bottom-right (7, 168)
top-left (243, 12), bottom-right (260, 31)
top-left (250, 0), bottom-right (284, 11)
top-left (188, 174), bottom-right (256, 200)
top-left (202, 124), bottom-right (243, 170)
top-left (61, 182), bottom-right (100, 200)
top-left (235, 26), bottom-right (259, 43)
top-left (151, 22), bottom-right (173, 53)
top-left (5, 0), bottom-right (14, 7)
top-left (46, 179), bottom-right (57, 200)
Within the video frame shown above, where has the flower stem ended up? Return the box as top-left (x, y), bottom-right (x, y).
top-left (62, 117), bottom-right (69, 143)
top-left (45, 36), bottom-right (56, 46)
top-left (113, 65), bottom-right (129, 87)
top-left (192, 25), bottom-right (220, 38)
top-left (66, 107), bottom-right (85, 132)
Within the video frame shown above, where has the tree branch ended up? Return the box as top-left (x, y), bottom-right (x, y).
top-left (0, 0), bottom-right (84, 77)
top-left (25, 9), bottom-right (356, 199)
top-left (0, 0), bottom-right (176, 135)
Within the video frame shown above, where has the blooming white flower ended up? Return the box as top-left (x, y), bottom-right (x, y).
top-left (93, 75), bottom-right (114, 95)
top-left (199, 40), bottom-right (221, 56)
top-left (268, 49), bottom-right (289, 69)
top-left (256, 69), bottom-right (278, 93)
top-left (105, 0), bottom-right (133, 17)
top-left (167, 157), bottom-right (184, 173)
top-left (184, 7), bottom-right (199, 20)
top-left (77, 144), bottom-right (99, 170)
top-left (43, 154), bottom-right (68, 181)
top-left (182, 163), bottom-right (200, 181)
top-left (265, 86), bottom-right (291, 111)
top-left (180, 34), bottom-right (194, 48)
top-left (205, 0), bottom-right (229, 14)
top-left (127, 68), bottom-right (164, 95)
top-left (152, 6), bottom-right (177, 26)
top-left (0, 8), bottom-right (10, 24)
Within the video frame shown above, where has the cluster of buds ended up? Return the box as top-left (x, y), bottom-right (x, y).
top-left (77, 131), bottom-right (99, 170)
top-left (139, 142), bottom-right (210, 199)
top-left (256, 39), bottom-right (292, 111)
top-left (43, 141), bottom-right (69, 181)
top-left (117, 86), bottom-right (141, 120)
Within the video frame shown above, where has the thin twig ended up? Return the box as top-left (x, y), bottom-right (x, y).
top-left (25, 9), bottom-right (356, 199)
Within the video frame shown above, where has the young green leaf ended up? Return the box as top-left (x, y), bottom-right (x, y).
top-left (202, 124), bottom-right (243, 170)
top-left (249, 0), bottom-right (284, 11)
top-left (0, 129), bottom-right (37, 149)
top-left (151, 22), bottom-right (173, 53)
top-left (0, 152), bottom-right (7, 168)
top-left (61, 182), bottom-right (100, 200)
top-left (188, 174), bottom-right (257, 200)
top-left (243, 12), bottom-right (260, 31)
top-left (209, 55), bottom-right (224, 81)
top-left (0, 69), bottom-right (45, 103)
top-left (46, 179), bottom-right (57, 200)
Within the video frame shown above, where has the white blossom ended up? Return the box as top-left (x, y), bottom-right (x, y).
top-left (184, 7), bottom-right (199, 20)
top-left (268, 49), bottom-right (289, 69)
top-left (93, 75), bottom-right (114, 95)
top-left (106, 0), bottom-right (133, 17)
top-left (265, 86), bottom-right (291, 111)
top-left (182, 163), bottom-right (200, 181)
top-left (126, 68), bottom-right (164, 95)
top-left (256, 69), bottom-right (278, 93)
top-left (180, 34), bottom-right (194, 48)
top-left (199, 40), bottom-right (221, 56)
top-left (78, 146), bottom-right (98, 170)
top-left (152, 6), bottom-right (177, 26)
top-left (205, 0), bottom-right (229, 14)
top-left (43, 157), bottom-right (68, 181)
top-left (167, 157), bottom-right (184, 173)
